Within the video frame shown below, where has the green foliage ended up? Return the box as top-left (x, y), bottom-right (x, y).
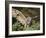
top-left (12, 21), bottom-right (24, 31)
top-left (26, 20), bottom-right (40, 30)
top-left (12, 19), bottom-right (40, 31)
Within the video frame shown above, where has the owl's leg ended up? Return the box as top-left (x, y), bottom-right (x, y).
top-left (27, 25), bottom-right (29, 29)
top-left (23, 24), bottom-right (27, 30)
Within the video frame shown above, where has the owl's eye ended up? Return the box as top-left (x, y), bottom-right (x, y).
top-left (17, 14), bottom-right (19, 16)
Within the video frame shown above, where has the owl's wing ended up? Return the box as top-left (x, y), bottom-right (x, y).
top-left (12, 8), bottom-right (27, 25)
